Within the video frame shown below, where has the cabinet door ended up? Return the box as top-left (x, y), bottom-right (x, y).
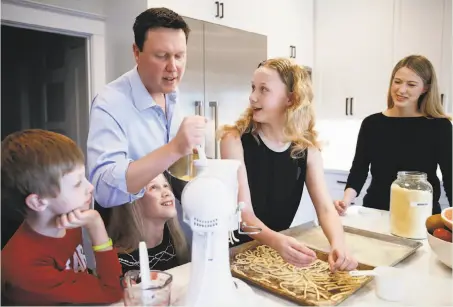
top-left (291, 184), bottom-right (317, 227)
top-left (440, 0), bottom-right (452, 114)
top-left (266, 0), bottom-right (293, 60)
top-left (148, 0), bottom-right (219, 25)
top-left (148, 0), bottom-right (266, 35)
top-left (393, 0), bottom-right (444, 81)
top-left (266, 0), bottom-right (314, 67)
top-left (313, 0), bottom-right (354, 119)
top-left (347, 0), bottom-right (395, 119)
top-left (314, 0), bottom-right (394, 120)
top-left (221, 0), bottom-right (266, 35)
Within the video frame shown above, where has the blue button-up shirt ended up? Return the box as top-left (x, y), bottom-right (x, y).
top-left (87, 67), bottom-right (183, 207)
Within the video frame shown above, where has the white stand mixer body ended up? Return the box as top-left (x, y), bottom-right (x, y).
top-left (180, 159), bottom-right (256, 306)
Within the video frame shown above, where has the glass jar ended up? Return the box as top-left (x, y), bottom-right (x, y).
top-left (390, 171), bottom-right (433, 239)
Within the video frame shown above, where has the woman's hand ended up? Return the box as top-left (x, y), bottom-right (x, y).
top-left (273, 234), bottom-right (317, 267)
top-left (328, 245), bottom-right (358, 272)
top-left (333, 200), bottom-right (350, 216)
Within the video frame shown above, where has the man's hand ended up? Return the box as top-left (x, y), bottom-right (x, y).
top-left (170, 116), bottom-right (207, 156)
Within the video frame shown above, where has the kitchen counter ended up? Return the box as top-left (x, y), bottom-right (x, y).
top-left (166, 207), bottom-right (452, 306)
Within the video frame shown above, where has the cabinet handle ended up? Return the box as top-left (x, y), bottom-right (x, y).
top-left (345, 98), bottom-right (349, 115)
top-left (336, 180), bottom-right (347, 184)
top-left (220, 2), bottom-right (224, 18)
top-left (215, 1), bottom-right (219, 17)
top-left (350, 97), bottom-right (354, 116)
top-left (289, 45), bottom-right (296, 58)
top-left (441, 93), bottom-right (444, 106)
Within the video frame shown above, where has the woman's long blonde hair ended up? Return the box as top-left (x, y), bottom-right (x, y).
top-left (387, 54), bottom-right (451, 120)
top-left (107, 184), bottom-right (189, 264)
top-left (217, 57), bottom-right (320, 158)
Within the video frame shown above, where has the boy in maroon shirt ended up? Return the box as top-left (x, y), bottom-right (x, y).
top-left (1, 129), bottom-right (123, 305)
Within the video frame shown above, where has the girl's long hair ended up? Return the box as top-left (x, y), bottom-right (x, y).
top-left (217, 57), bottom-right (320, 158)
top-left (107, 187), bottom-right (189, 264)
top-left (387, 54), bottom-right (451, 120)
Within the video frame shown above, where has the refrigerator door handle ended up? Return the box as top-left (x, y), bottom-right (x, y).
top-left (195, 101), bottom-right (203, 116)
top-left (209, 101), bottom-right (219, 158)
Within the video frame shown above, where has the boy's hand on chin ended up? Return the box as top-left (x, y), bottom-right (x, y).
top-left (56, 209), bottom-right (101, 230)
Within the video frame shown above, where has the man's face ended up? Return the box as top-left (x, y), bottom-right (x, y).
top-left (133, 27), bottom-right (187, 94)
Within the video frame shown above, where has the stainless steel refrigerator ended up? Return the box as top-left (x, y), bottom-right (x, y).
top-left (178, 17), bottom-right (268, 159)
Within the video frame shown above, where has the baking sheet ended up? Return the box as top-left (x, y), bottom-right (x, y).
top-left (230, 241), bottom-right (374, 306)
top-left (282, 224), bottom-right (423, 267)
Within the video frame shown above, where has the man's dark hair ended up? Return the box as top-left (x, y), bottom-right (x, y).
top-left (133, 7), bottom-right (190, 51)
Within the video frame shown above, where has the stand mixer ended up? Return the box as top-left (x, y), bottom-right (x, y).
top-left (178, 158), bottom-right (262, 306)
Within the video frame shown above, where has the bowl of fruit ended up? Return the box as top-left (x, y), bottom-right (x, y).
top-left (425, 208), bottom-right (452, 268)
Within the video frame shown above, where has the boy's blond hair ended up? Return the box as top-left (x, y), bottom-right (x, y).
top-left (1, 129), bottom-right (85, 216)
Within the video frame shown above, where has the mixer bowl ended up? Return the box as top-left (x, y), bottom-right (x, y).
top-left (166, 153), bottom-right (201, 201)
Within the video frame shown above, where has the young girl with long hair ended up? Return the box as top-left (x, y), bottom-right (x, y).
top-left (108, 174), bottom-right (189, 274)
top-left (218, 58), bottom-right (357, 272)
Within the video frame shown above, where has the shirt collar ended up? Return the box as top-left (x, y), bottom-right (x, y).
top-left (128, 66), bottom-right (178, 111)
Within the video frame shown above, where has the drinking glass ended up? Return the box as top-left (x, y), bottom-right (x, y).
top-left (123, 270), bottom-right (173, 306)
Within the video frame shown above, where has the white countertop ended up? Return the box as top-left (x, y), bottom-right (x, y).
top-left (166, 208), bottom-right (452, 306)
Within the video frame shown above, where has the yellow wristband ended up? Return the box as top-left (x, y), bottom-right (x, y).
top-left (92, 238), bottom-right (113, 252)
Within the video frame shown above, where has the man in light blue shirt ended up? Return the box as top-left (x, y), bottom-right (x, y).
top-left (87, 8), bottom-right (206, 209)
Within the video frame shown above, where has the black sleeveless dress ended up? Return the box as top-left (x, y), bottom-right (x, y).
top-left (232, 133), bottom-right (307, 245)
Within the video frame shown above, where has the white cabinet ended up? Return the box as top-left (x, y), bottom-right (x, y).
top-left (313, 0), bottom-right (451, 120)
top-left (313, 0), bottom-right (395, 120)
top-left (147, 0), bottom-right (266, 35)
top-left (266, 0), bottom-right (314, 67)
top-left (441, 0), bottom-right (452, 114)
top-left (291, 184), bottom-right (317, 227)
top-left (147, 0), bottom-right (314, 65)
top-left (324, 170), bottom-right (370, 206)
top-left (394, 0), bottom-right (444, 79)
top-left (394, 0), bottom-right (451, 114)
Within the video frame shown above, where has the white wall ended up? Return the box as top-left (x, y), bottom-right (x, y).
top-left (104, 0), bottom-right (147, 82)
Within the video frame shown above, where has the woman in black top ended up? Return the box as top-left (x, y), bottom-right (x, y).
top-left (334, 55), bottom-right (452, 215)
top-left (219, 58), bottom-right (357, 272)
top-left (107, 174), bottom-right (189, 275)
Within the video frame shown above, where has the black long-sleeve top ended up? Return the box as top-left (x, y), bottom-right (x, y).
top-left (346, 112), bottom-right (452, 214)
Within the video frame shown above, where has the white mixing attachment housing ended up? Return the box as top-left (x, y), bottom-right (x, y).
top-left (180, 158), bottom-right (261, 307)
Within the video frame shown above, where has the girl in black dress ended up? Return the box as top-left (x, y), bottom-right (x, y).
top-left (107, 174), bottom-right (189, 275)
top-left (334, 55), bottom-right (452, 215)
top-left (218, 58), bottom-right (357, 272)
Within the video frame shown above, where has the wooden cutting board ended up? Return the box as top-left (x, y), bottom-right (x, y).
top-left (229, 241), bottom-right (374, 306)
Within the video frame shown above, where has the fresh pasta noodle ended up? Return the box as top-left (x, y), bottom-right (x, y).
top-left (231, 245), bottom-right (370, 305)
